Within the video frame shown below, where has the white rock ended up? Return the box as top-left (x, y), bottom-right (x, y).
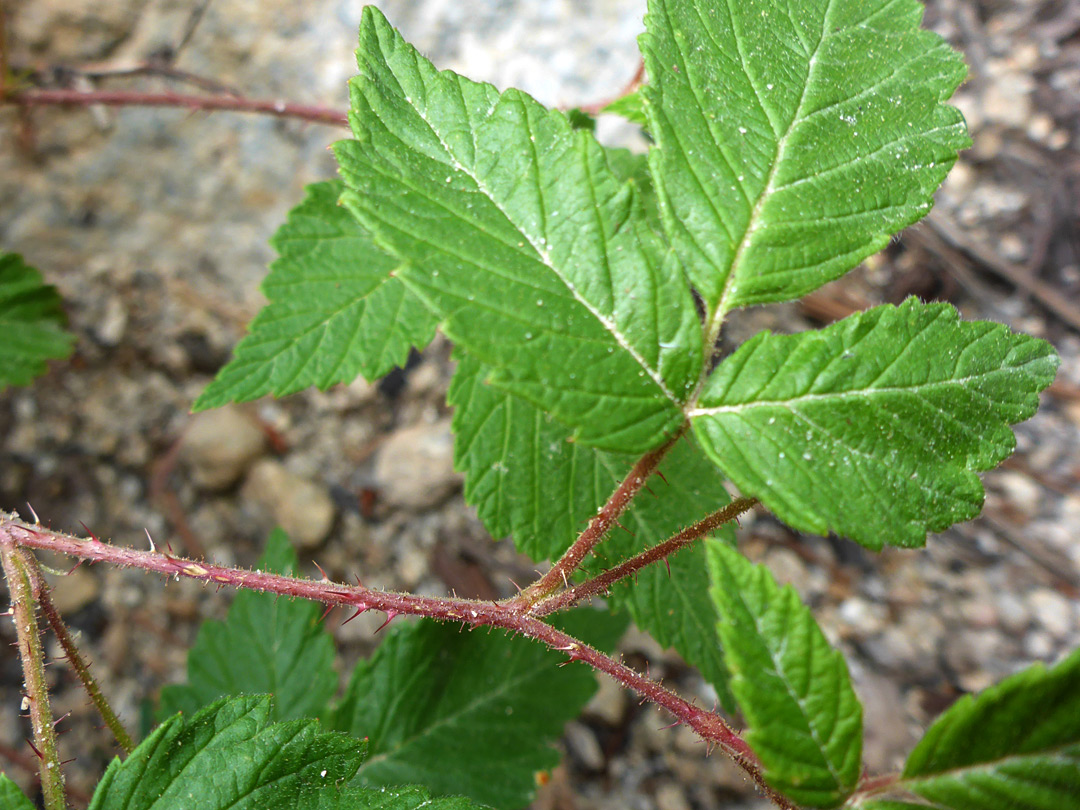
top-left (584, 675), bottom-right (625, 725)
top-left (49, 568), bottom-right (101, 614)
top-left (242, 459), bottom-right (335, 549)
top-left (655, 783), bottom-right (691, 810)
top-left (181, 406), bottom-right (267, 490)
top-left (1028, 588), bottom-right (1074, 640)
top-left (374, 419), bottom-right (460, 509)
top-left (855, 669), bottom-right (915, 772)
top-left (994, 591), bottom-right (1031, 634)
top-left (564, 722), bottom-right (604, 771)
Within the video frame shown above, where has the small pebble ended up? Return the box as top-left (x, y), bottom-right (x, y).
top-left (564, 722), bottom-right (604, 771)
top-left (181, 406), bottom-right (267, 491)
top-left (242, 459), bottom-right (335, 548)
top-left (374, 418), bottom-right (460, 509)
top-left (1028, 588), bottom-right (1074, 640)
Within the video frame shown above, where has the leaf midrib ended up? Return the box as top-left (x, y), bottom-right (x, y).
top-left (376, 67), bottom-right (682, 409)
top-left (689, 373), bottom-right (1008, 416)
top-left (694, 0), bottom-right (834, 391)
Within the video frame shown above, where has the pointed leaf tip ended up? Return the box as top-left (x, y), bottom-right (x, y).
top-left (194, 180), bottom-right (437, 412)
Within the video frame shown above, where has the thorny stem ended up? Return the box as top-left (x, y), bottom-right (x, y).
top-left (0, 513), bottom-right (796, 809)
top-left (531, 497), bottom-right (759, 616)
top-left (0, 542), bottom-right (67, 810)
top-left (2, 89), bottom-right (350, 127)
top-left (24, 560), bottom-right (136, 754)
top-left (510, 423), bottom-right (689, 607)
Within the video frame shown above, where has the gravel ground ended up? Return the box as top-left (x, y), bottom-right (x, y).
top-left (2, 1), bottom-right (1079, 808)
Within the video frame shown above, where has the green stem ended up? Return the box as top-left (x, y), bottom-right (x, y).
top-left (0, 543), bottom-right (67, 810)
top-left (25, 560), bottom-right (136, 753)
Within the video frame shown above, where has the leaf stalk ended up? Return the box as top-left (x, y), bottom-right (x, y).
top-left (511, 422), bottom-right (689, 607)
top-left (24, 560), bottom-right (136, 754)
top-left (531, 497), bottom-right (758, 616)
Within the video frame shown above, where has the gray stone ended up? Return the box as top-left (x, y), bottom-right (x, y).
top-left (48, 568), bottom-right (101, 615)
top-left (584, 674), bottom-right (625, 725)
top-left (242, 459), bottom-right (335, 549)
top-left (1028, 588), bottom-right (1074, 640)
top-left (564, 722), bottom-right (605, 771)
top-left (655, 783), bottom-right (691, 810)
top-left (856, 669), bottom-right (915, 773)
top-left (995, 591), bottom-right (1031, 634)
top-left (994, 470), bottom-right (1042, 520)
top-left (181, 406), bottom-right (267, 491)
top-left (375, 418), bottom-right (461, 509)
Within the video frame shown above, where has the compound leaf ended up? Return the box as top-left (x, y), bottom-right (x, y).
top-left (692, 300), bottom-right (1058, 549)
top-left (89, 696), bottom-right (364, 810)
top-left (0, 253), bottom-right (75, 391)
top-left (334, 6), bottom-right (703, 453)
top-left (709, 543), bottom-right (862, 808)
top-left (450, 351), bottom-right (735, 708)
top-left (328, 609), bottom-right (625, 810)
top-left (195, 181), bottom-right (437, 411)
top-left (0, 776), bottom-right (34, 810)
top-left (642, 0), bottom-right (970, 316)
top-left (897, 648), bottom-right (1080, 810)
top-left (158, 528), bottom-right (336, 723)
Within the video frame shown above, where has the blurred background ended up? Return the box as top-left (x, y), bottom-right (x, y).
top-left (1, 1), bottom-right (1079, 807)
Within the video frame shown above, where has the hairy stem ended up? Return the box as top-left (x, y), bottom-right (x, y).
top-left (3, 88), bottom-right (349, 127)
top-left (511, 423), bottom-right (688, 607)
top-left (532, 497), bottom-right (758, 616)
top-left (0, 512), bottom-right (794, 807)
top-left (24, 560), bottom-right (136, 754)
top-left (0, 542), bottom-right (67, 810)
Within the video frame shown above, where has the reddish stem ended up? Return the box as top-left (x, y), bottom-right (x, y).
top-left (532, 497), bottom-right (758, 616)
top-left (4, 89), bottom-right (349, 127)
top-left (0, 513), bottom-right (794, 807)
top-left (511, 423), bottom-right (688, 607)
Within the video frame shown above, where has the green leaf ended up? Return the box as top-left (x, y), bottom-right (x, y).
top-left (709, 542), bottom-right (862, 808)
top-left (692, 300), bottom-right (1059, 549)
top-left (602, 90), bottom-right (648, 128)
top-left (334, 6), bottom-right (703, 453)
top-left (328, 609), bottom-right (626, 810)
top-left (602, 147), bottom-right (663, 235)
top-left (897, 648), bottom-right (1080, 810)
top-left (340, 787), bottom-right (489, 810)
top-left (0, 775), bottom-right (35, 810)
top-left (450, 351), bottom-right (735, 709)
top-left (0, 252), bottom-right (75, 391)
top-left (194, 181), bottom-right (438, 411)
top-left (89, 696), bottom-right (365, 810)
top-left (641, 0), bottom-right (970, 316)
top-left (158, 528), bottom-right (336, 723)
